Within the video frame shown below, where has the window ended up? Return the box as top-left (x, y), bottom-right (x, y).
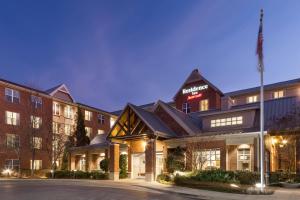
top-left (199, 99), bottom-right (209, 111)
top-left (237, 145), bottom-right (251, 171)
top-left (85, 110), bottom-right (92, 121)
top-left (53, 122), bottom-right (60, 134)
top-left (53, 102), bottom-right (60, 116)
top-left (110, 118), bottom-right (116, 128)
top-left (273, 90), bottom-right (284, 99)
top-left (247, 95), bottom-right (258, 103)
top-left (5, 111), bottom-right (20, 125)
top-left (31, 116), bottom-right (42, 129)
top-left (85, 127), bottom-right (92, 137)
top-left (195, 149), bottom-right (220, 170)
top-left (97, 129), bottom-right (105, 135)
top-left (5, 88), bottom-right (20, 103)
top-left (31, 95), bottom-right (42, 108)
top-left (182, 102), bottom-right (191, 114)
top-left (64, 124), bottom-right (72, 135)
top-left (5, 159), bottom-right (20, 170)
top-left (211, 116), bottom-right (243, 127)
top-left (64, 105), bottom-right (74, 119)
top-left (31, 137), bottom-right (42, 149)
top-left (30, 160), bottom-right (42, 170)
top-left (6, 134), bottom-right (20, 148)
top-left (98, 114), bottom-right (105, 124)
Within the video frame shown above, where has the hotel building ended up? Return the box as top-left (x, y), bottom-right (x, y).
top-left (0, 79), bottom-right (115, 172)
top-left (70, 69), bottom-right (300, 181)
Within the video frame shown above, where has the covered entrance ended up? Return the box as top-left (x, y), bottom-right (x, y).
top-left (107, 104), bottom-right (174, 181)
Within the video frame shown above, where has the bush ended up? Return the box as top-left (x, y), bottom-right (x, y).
top-left (191, 169), bottom-right (235, 183)
top-left (100, 158), bottom-right (109, 172)
top-left (46, 170), bottom-right (108, 180)
top-left (119, 154), bottom-right (128, 179)
top-left (235, 171), bottom-right (259, 185)
top-left (157, 174), bottom-right (172, 183)
top-left (90, 171), bottom-right (109, 180)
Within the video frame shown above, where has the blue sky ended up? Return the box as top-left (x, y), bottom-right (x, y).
top-left (1, 1), bottom-right (300, 111)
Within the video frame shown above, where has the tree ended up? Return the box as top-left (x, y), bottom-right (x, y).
top-left (75, 106), bottom-right (90, 146)
top-left (119, 154), bottom-right (128, 178)
top-left (61, 136), bottom-right (75, 170)
top-left (166, 146), bottom-right (185, 173)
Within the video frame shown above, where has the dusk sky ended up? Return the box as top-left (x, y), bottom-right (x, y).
top-left (1, 1), bottom-right (300, 111)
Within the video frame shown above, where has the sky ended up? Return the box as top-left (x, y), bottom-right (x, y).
top-left (1, 0), bottom-right (300, 111)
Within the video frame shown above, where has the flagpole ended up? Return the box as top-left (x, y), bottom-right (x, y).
top-left (258, 9), bottom-right (265, 192)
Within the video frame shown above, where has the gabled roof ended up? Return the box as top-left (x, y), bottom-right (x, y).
top-left (153, 100), bottom-right (201, 136)
top-left (173, 69), bottom-right (224, 100)
top-left (45, 83), bottom-right (75, 102)
top-left (225, 77), bottom-right (300, 97)
top-left (108, 103), bottom-right (176, 139)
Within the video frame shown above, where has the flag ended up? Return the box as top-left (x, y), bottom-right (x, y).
top-left (256, 9), bottom-right (264, 72)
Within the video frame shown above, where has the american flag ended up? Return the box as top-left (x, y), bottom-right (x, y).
top-left (256, 9), bottom-right (264, 72)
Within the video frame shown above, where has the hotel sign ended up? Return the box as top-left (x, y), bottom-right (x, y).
top-left (182, 84), bottom-right (208, 95)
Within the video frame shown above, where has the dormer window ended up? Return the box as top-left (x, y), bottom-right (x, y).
top-left (273, 90), bottom-right (284, 99)
top-left (182, 102), bottom-right (191, 114)
top-left (247, 95), bottom-right (258, 103)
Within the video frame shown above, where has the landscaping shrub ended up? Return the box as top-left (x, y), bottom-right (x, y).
top-left (100, 158), bottom-right (109, 172)
top-left (157, 174), bottom-right (172, 183)
top-left (191, 169), bottom-right (235, 183)
top-left (119, 154), bottom-right (128, 179)
top-left (90, 171), bottom-right (109, 180)
top-left (235, 171), bottom-right (259, 185)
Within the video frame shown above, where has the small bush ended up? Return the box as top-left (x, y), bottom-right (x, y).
top-left (235, 171), bottom-right (259, 185)
top-left (90, 171), bottom-right (109, 180)
top-left (157, 174), bottom-right (172, 183)
top-left (119, 154), bottom-right (128, 179)
top-left (100, 158), bottom-right (109, 172)
top-left (191, 169), bottom-right (235, 183)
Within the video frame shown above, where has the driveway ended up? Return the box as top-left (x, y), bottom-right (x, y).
top-left (0, 179), bottom-right (299, 200)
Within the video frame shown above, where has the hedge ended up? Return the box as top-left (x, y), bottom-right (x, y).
top-left (46, 170), bottom-right (108, 180)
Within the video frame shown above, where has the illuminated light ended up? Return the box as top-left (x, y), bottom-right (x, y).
top-left (187, 93), bottom-right (202, 100)
top-left (271, 138), bottom-right (278, 145)
top-left (282, 139), bottom-right (288, 144)
top-left (230, 183), bottom-right (239, 188)
top-left (279, 144), bottom-right (284, 148)
top-left (100, 153), bottom-right (105, 157)
top-left (2, 168), bottom-right (12, 175)
top-left (255, 183), bottom-right (265, 188)
top-left (182, 85), bottom-right (208, 95)
top-left (121, 151), bottom-right (128, 155)
top-left (142, 141), bottom-right (147, 149)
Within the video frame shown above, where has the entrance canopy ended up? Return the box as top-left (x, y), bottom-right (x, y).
top-left (107, 103), bottom-right (175, 140)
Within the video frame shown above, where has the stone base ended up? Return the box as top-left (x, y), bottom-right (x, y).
top-left (127, 172), bottom-right (132, 179)
top-left (145, 173), bottom-right (154, 182)
top-left (109, 172), bottom-right (119, 181)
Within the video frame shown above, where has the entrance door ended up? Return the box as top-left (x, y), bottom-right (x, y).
top-left (156, 153), bottom-right (164, 176)
top-left (132, 153), bottom-right (145, 179)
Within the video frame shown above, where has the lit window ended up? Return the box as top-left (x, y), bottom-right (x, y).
top-left (6, 134), bottom-right (20, 148)
top-left (98, 114), bottom-right (105, 124)
top-left (273, 90), bottom-right (284, 99)
top-left (85, 110), bottom-right (92, 121)
top-left (31, 95), bottom-right (42, 108)
top-left (182, 102), bottom-right (191, 114)
top-left (98, 129), bottom-right (105, 135)
top-left (30, 160), bottom-right (42, 170)
top-left (5, 159), bottom-right (20, 170)
top-left (85, 127), bottom-right (92, 137)
top-left (53, 102), bottom-right (60, 115)
top-left (5, 88), bottom-right (20, 103)
top-left (64, 124), bottom-right (72, 135)
top-left (247, 95), bottom-right (258, 103)
top-left (5, 111), bottom-right (20, 125)
top-left (195, 149), bottom-right (220, 170)
top-left (53, 122), bottom-right (60, 134)
top-left (31, 137), bottom-right (42, 149)
top-left (199, 99), bottom-right (209, 111)
top-left (31, 116), bottom-right (42, 129)
top-left (64, 105), bottom-right (74, 119)
top-left (210, 116), bottom-right (243, 127)
top-left (237, 146), bottom-right (251, 171)
top-left (110, 118), bottom-right (116, 128)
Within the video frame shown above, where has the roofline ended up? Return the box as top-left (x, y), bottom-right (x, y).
top-left (77, 102), bottom-right (116, 117)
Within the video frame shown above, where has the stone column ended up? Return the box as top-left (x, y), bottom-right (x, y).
top-left (109, 143), bottom-right (120, 180)
top-left (145, 139), bottom-right (156, 182)
top-left (127, 145), bottom-right (132, 179)
top-left (70, 153), bottom-right (76, 171)
top-left (162, 144), bottom-right (168, 173)
top-left (85, 151), bottom-right (90, 172)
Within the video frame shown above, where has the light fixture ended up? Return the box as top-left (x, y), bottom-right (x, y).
top-left (230, 183), bottom-right (239, 188)
top-left (271, 138), bottom-right (278, 145)
top-left (282, 139), bottom-right (288, 144)
top-left (142, 141), bottom-right (147, 149)
top-left (2, 168), bottom-right (12, 175)
top-left (255, 183), bottom-right (265, 188)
